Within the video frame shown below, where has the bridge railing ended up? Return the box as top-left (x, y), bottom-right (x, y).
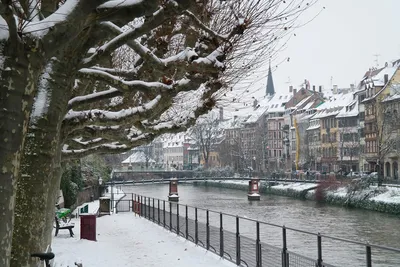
top-left (115, 192), bottom-right (400, 267)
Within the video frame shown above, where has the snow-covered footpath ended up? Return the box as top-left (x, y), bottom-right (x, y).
top-left (53, 189), bottom-right (234, 267)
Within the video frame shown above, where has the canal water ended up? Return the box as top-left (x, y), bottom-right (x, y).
top-left (121, 184), bottom-right (400, 267)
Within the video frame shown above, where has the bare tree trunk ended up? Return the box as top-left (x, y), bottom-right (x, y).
top-left (11, 60), bottom-right (72, 267)
top-left (0, 46), bottom-right (39, 267)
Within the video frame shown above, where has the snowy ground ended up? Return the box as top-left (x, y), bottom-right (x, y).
top-left (370, 186), bottom-right (400, 203)
top-left (270, 182), bottom-right (318, 191)
top-left (327, 185), bottom-right (400, 204)
top-left (216, 180), bottom-right (400, 205)
top-left (72, 186), bottom-right (125, 217)
top-left (52, 213), bottom-right (234, 267)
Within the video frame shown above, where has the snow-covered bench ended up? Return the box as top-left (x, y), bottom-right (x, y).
top-left (54, 217), bottom-right (75, 237)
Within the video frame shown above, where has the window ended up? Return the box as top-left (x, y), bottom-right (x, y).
top-left (274, 150), bottom-right (277, 157)
top-left (268, 132), bottom-right (273, 139)
top-left (279, 150), bottom-right (282, 157)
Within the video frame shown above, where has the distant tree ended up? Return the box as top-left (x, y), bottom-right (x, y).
top-left (60, 160), bottom-right (83, 208)
top-left (191, 114), bottom-right (221, 168)
top-left (375, 105), bottom-right (400, 185)
top-left (219, 131), bottom-right (246, 171)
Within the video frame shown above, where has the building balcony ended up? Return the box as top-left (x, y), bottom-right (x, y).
top-left (320, 157), bottom-right (338, 163)
top-left (365, 153), bottom-right (378, 162)
top-left (364, 115), bottom-right (376, 122)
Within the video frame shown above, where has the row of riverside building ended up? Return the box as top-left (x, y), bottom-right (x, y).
top-left (121, 61), bottom-right (400, 180)
top-left (221, 60), bottom-right (400, 179)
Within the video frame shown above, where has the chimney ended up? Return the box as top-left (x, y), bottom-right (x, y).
top-left (319, 85), bottom-right (322, 93)
top-left (350, 84), bottom-right (355, 91)
top-left (289, 85), bottom-right (293, 93)
top-left (313, 85), bottom-right (316, 91)
top-left (253, 99), bottom-right (258, 108)
top-left (384, 74), bottom-right (389, 84)
top-left (293, 89), bottom-right (297, 95)
top-left (333, 85), bottom-right (338, 94)
top-left (219, 107), bottom-right (224, 121)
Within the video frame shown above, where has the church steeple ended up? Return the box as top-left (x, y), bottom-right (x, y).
top-left (266, 63), bottom-right (275, 96)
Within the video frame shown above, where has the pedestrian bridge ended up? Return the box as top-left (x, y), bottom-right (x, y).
top-left (106, 176), bottom-right (324, 185)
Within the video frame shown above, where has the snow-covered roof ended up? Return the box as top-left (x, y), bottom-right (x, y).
top-left (382, 83), bottom-right (400, 103)
top-left (336, 99), bottom-right (359, 118)
top-left (312, 91), bottom-right (355, 119)
top-left (297, 111), bottom-right (316, 122)
top-left (306, 124), bottom-right (320, 131)
top-left (294, 95), bottom-right (312, 109)
top-left (121, 151), bottom-right (155, 164)
top-left (267, 93), bottom-right (293, 113)
top-left (301, 101), bottom-right (315, 111)
top-left (370, 65), bottom-right (398, 87)
top-left (241, 95), bottom-right (273, 123)
top-left (362, 63), bottom-right (400, 102)
top-left (383, 94), bottom-right (400, 103)
top-left (162, 133), bottom-right (187, 148)
top-left (223, 116), bottom-right (248, 129)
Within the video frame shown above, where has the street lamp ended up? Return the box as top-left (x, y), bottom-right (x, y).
top-left (253, 156), bottom-right (256, 176)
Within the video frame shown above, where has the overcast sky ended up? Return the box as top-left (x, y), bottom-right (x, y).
top-left (231, 0), bottom-right (400, 101)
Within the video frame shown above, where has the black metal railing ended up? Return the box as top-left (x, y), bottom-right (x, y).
top-left (115, 193), bottom-right (400, 267)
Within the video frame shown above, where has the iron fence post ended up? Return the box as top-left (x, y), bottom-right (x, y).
top-left (144, 197), bottom-right (147, 218)
top-left (366, 244), bottom-right (372, 267)
top-left (140, 196), bottom-right (143, 217)
top-left (131, 194), bottom-right (134, 212)
top-left (220, 212), bottom-right (224, 258)
top-left (146, 197), bottom-right (148, 218)
top-left (169, 202), bottom-right (172, 231)
top-left (317, 233), bottom-right (323, 267)
top-left (195, 208), bottom-right (198, 245)
top-left (282, 226), bottom-right (288, 267)
top-left (177, 203), bottom-right (180, 235)
top-left (185, 205), bottom-right (189, 239)
top-left (148, 197), bottom-right (151, 220)
top-left (138, 195), bottom-right (140, 216)
top-left (256, 221), bottom-right (261, 267)
top-left (206, 210), bottom-right (210, 250)
top-left (163, 200), bottom-right (166, 228)
top-left (152, 198), bottom-right (155, 222)
top-left (236, 216), bottom-right (241, 266)
top-left (158, 199), bottom-right (160, 225)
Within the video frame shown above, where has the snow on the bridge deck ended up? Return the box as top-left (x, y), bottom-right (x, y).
top-left (271, 182), bottom-right (318, 191)
top-left (52, 213), bottom-right (235, 267)
top-left (220, 180), bottom-right (248, 185)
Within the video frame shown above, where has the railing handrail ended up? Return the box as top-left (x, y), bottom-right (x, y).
top-left (118, 192), bottom-right (400, 253)
top-left (105, 177), bottom-right (323, 185)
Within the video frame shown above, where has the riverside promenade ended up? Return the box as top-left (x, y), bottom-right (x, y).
top-left (52, 211), bottom-right (235, 267)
